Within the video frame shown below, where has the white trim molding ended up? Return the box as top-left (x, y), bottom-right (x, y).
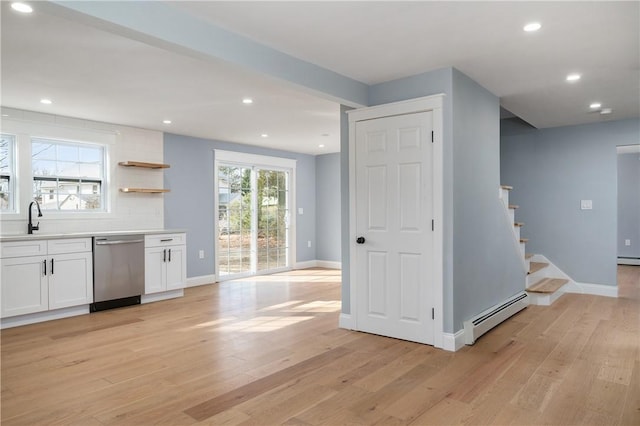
top-left (186, 275), bottom-right (217, 288)
top-left (563, 282), bottom-right (618, 298)
top-left (141, 289), bottom-right (184, 304)
top-left (346, 94), bottom-right (445, 350)
top-left (295, 260), bottom-right (318, 269)
top-left (294, 260), bottom-right (341, 270)
top-left (1, 305), bottom-right (89, 329)
top-left (316, 260), bottom-right (341, 269)
top-left (618, 257), bottom-right (640, 266)
top-left (442, 330), bottom-right (465, 352)
top-left (339, 313), bottom-right (354, 329)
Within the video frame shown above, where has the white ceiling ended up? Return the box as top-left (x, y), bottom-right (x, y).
top-left (1, 1), bottom-right (639, 155)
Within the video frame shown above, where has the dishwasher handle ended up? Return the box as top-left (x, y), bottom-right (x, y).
top-left (95, 239), bottom-right (144, 245)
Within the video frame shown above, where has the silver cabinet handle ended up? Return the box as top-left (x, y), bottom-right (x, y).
top-left (95, 239), bottom-right (144, 245)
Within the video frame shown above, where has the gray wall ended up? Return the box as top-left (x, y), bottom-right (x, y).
top-left (451, 70), bottom-right (526, 332)
top-left (345, 67), bottom-right (524, 333)
top-left (501, 118), bottom-right (640, 286)
top-left (164, 133), bottom-right (316, 279)
top-left (617, 151), bottom-right (640, 259)
top-left (315, 153), bottom-right (341, 262)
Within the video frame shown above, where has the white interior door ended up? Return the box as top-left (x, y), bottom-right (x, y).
top-left (355, 111), bottom-right (434, 344)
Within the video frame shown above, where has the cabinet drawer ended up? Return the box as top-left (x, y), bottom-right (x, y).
top-left (1, 240), bottom-right (47, 258)
top-left (48, 238), bottom-right (92, 255)
top-left (145, 233), bottom-right (186, 248)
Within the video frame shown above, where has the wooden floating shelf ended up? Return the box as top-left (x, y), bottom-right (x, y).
top-left (120, 188), bottom-right (170, 194)
top-left (118, 161), bottom-right (170, 169)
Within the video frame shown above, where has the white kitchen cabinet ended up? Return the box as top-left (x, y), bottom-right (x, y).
top-left (0, 256), bottom-right (48, 317)
top-left (0, 238), bottom-right (93, 318)
top-left (48, 251), bottom-right (93, 309)
top-left (144, 233), bottom-right (186, 294)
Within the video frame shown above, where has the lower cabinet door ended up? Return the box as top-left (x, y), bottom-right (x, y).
top-left (165, 246), bottom-right (186, 290)
top-left (48, 252), bottom-right (93, 310)
top-left (145, 247), bottom-right (166, 294)
top-left (1, 256), bottom-right (48, 317)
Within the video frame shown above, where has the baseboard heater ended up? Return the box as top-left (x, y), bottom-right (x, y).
top-left (463, 292), bottom-right (529, 345)
top-left (618, 257), bottom-right (640, 266)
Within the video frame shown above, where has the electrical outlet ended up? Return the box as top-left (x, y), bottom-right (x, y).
top-left (298, 208), bottom-right (304, 215)
top-left (307, 240), bottom-right (311, 248)
top-left (580, 200), bottom-right (593, 210)
top-left (625, 239), bottom-right (631, 246)
top-left (199, 250), bottom-right (205, 259)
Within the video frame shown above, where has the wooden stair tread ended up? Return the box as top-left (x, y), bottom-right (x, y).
top-left (525, 253), bottom-right (534, 259)
top-left (509, 204), bottom-right (519, 209)
top-left (520, 238), bottom-right (528, 243)
top-left (501, 185), bottom-right (513, 190)
top-left (527, 278), bottom-right (569, 294)
top-left (514, 222), bottom-right (525, 227)
top-left (528, 262), bottom-right (549, 274)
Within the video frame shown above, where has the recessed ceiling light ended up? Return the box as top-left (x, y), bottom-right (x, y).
top-left (589, 103), bottom-right (602, 109)
top-left (566, 73), bottom-right (581, 82)
top-left (242, 98), bottom-right (253, 104)
top-left (40, 98), bottom-right (52, 105)
top-left (600, 108), bottom-right (612, 115)
top-left (1, 114), bottom-right (9, 117)
top-left (318, 144), bottom-right (325, 148)
top-left (523, 22), bottom-right (541, 32)
top-left (162, 120), bottom-right (172, 124)
top-left (11, 2), bottom-right (33, 13)
top-left (261, 133), bottom-right (268, 138)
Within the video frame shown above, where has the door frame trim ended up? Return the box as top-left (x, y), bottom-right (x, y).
top-left (347, 94), bottom-right (445, 349)
top-left (213, 150), bottom-right (297, 282)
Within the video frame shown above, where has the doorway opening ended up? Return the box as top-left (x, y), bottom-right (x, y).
top-left (215, 150), bottom-right (296, 280)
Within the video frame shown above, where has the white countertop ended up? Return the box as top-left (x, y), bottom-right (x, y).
top-left (0, 229), bottom-right (187, 242)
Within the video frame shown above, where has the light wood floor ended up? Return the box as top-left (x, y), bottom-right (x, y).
top-left (1, 267), bottom-right (639, 425)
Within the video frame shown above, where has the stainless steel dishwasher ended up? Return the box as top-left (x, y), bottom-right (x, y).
top-left (91, 234), bottom-right (145, 312)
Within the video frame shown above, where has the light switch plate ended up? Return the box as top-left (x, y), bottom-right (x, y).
top-left (625, 239), bottom-right (631, 246)
top-left (298, 208), bottom-right (304, 215)
top-left (580, 200), bottom-right (593, 210)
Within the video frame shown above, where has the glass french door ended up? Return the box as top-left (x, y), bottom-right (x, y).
top-left (217, 164), bottom-right (290, 278)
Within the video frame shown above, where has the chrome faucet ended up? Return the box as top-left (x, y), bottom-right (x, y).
top-left (28, 200), bottom-right (42, 234)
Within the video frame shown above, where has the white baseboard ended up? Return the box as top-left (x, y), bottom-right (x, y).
top-left (1, 305), bottom-right (89, 329)
top-left (295, 260), bottom-right (342, 270)
top-left (442, 330), bottom-right (465, 352)
top-left (338, 313), bottom-right (354, 329)
top-left (186, 274), bottom-right (217, 287)
top-left (295, 260), bottom-right (317, 269)
top-left (618, 258), bottom-right (640, 266)
top-left (141, 289), bottom-right (184, 304)
top-left (316, 260), bottom-right (341, 269)
top-left (564, 282), bottom-right (618, 298)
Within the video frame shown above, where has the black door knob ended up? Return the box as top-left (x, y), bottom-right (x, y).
top-left (356, 236), bottom-right (365, 244)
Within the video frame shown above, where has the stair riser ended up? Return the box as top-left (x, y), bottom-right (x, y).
top-left (527, 269), bottom-right (553, 287)
top-left (526, 290), bottom-right (565, 306)
top-left (500, 188), bottom-right (509, 206)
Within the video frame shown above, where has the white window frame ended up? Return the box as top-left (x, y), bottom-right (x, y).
top-left (0, 133), bottom-right (17, 213)
top-left (31, 137), bottom-right (107, 213)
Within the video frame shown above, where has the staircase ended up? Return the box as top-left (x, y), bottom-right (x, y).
top-left (500, 185), bottom-right (571, 306)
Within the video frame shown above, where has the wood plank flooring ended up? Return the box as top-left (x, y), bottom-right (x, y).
top-left (2, 266), bottom-right (639, 425)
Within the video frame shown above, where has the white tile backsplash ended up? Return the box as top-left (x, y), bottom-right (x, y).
top-left (1, 109), bottom-right (165, 235)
